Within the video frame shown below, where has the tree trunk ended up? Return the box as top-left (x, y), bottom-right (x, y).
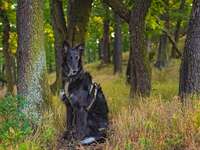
top-left (17, 0), bottom-right (50, 123)
top-left (129, 0), bottom-right (152, 97)
top-left (154, 34), bottom-right (168, 69)
top-left (50, 0), bottom-right (67, 94)
top-left (67, 0), bottom-right (93, 46)
top-left (113, 13), bottom-right (122, 74)
top-left (171, 0), bottom-right (186, 58)
top-left (103, 0), bottom-right (152, 97)
top-left (0, 9), bottom-right (16, 94)
top-left (179, 0), bottom-right (200, 99)
top-left (155, 0), bottom-right (169, 69)
top-left (126, 50), bottom-right (131, 84)
top-left (101, 6), bottom-right (110, 64)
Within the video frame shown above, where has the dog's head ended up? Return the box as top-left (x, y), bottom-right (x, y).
top-left (62, 41), bottom-right (84, 77)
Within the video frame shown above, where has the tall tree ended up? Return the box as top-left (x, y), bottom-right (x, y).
top-left (113, 13), bottom-right (122, 74)
top-left (0, 9), bottom-right (16, 94)
top-left (50, 0), bottom-right (67, 94)
top-left (67, 0), bottom-right (93, 46)
top-left (104, 0), bottom-right (152, 97)
top-left (101, 4), bottom-right (111, 64)
top-left (17, 0), bottom-right (50, 122)
top-left (129, 0), bottom-right (152, 97)
top-left (179, 0), bottom-right (200, 99)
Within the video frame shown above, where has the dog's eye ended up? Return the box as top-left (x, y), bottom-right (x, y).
top-left (70, 56), bottom-right (73, 60)
top-left (75, 56), bottom-right (79, 60)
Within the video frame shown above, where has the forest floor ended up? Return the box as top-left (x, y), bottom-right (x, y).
top-left (2, 54), bottom-right (200, 150)
top-left (49, 54), bottom-right (200, 150)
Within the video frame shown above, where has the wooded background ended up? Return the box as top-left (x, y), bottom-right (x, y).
top-left (1, 0), bottom-right (200, 149)
top-left (0, 0), bottom-right (194, 97)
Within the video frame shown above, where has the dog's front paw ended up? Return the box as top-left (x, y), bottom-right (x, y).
top-left (80, 137), bottom-right (96, 145)
top-left (59, 90), bottom-right (64, 98)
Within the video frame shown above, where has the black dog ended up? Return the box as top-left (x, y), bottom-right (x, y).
top-left (60, 41), bottom-right (109, 145)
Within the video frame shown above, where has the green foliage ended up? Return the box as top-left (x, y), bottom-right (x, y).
top-left (121, 23), bottom-right (130, 52)
top-left (0, 96), bottom-right (32, 148)
top-left (85, 15), bottom-right (103, 63)
top-left (0, 96), bottom-right (57, 149)
top-left (85, 0), bottom-right (130, 63)
top-left (146, 0), bottom-right (192, 40)
top-left (139, 137), bottom-right (154, 150)
top-left (44, 23), bottom-right (55, 72)
top-left (9, 31), bottom-right (17, 55)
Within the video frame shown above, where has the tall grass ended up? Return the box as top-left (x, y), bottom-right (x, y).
top-left (2, 58), bottom-right (200, 149)
top-left (84, 61), bottom-right (200, 149)
top-left (46, 59), bottom-right (200, 149)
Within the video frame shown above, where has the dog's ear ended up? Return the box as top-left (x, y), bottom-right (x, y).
top-left (63, 41), bottom-right (70, 54)
top-left (75, 44), bottom-right (84, 53)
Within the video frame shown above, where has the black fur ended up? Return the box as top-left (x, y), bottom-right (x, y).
top-left (61, 42), bottom-right (109, 142)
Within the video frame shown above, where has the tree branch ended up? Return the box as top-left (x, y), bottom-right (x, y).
top-left (162, 29), bottom-right (182, 58)
top-left (103, 0), bottom-right (131, 23)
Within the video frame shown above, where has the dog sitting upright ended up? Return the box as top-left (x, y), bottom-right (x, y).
top-left (60, 41), bottom-right (109, 145)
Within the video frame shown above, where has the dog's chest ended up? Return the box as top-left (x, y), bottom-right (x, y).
top-left (64, 80), bottom-right (84, 96)
top-left (64, 82), bottom-right (69, 97)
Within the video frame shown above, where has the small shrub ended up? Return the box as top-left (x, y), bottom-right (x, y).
top-left (0, 96), bottom-right (32, 148)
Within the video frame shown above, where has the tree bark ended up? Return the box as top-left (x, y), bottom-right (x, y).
top-left (0, 9), bottom-right (16, 94)
top-left (113, 13), bottom-right (122, 73)
top-left (171, 0), bottom-right (185, 58)
top-left (50, 0), bottom-right (67, 94)
top-left (126, 47), bottom-right (131, 84)
top-left (179, 0), bottom-right (200, 99)
top-left (17, 0), bottom-right (50, 123)
top-left (67, 0), bottom-right (93, 46)
top-left (129, 0), bottom-right (152, 97)
top-left (101, 6), bottom-right (110, 64)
